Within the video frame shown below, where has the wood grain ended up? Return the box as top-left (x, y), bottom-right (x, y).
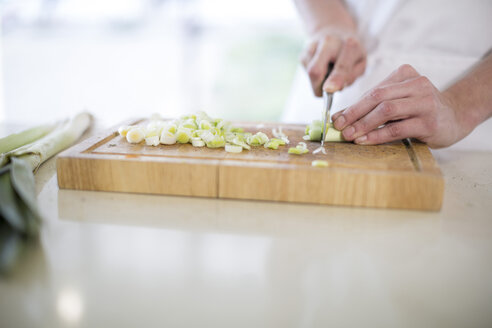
top-left (57, 120), bottom-right (444, 211)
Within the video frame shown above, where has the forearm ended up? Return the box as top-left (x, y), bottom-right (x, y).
top-left (293, 0), bottom-right (357, 36)
top-left (444, 52), bottom-right (492, 137)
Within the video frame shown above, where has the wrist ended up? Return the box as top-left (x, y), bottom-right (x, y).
top-left (442, 89), bottom-right (477, 142)
top-left (311, 25), bottom-right (358, 41)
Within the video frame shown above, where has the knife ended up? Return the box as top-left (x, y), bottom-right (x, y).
top-left (321, 63), bottom-right (335, 148)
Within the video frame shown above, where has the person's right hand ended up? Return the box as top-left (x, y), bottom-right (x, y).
top-left (300, 28), bottom-right (367, 97)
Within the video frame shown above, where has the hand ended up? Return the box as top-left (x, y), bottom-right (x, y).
top-left (300, 28), bottom-right (367, 97)
top-left (332, 64), bottom-right (466, 148)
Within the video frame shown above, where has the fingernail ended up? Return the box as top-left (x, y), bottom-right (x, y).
top-left (334, 116), bottom-right (346, 129)
top-left (355, 135), bottom-right (367, 144)
top-left (343, 126), bottom-right (355, 138)
top-left (324, 81), bottom-right (338, 93)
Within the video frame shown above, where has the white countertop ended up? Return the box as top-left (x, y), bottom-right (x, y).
top-left (0, 123), bottom-right (491, 328)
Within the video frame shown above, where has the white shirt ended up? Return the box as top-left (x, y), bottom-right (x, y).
top-left (282, 0), bottom-right (492, 130)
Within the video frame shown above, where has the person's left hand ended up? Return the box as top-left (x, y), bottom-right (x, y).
top-left (331, 64), bottom-right (465, 148)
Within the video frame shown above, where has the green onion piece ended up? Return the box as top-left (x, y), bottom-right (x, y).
top-left (160, 131), bottom-right (177, 145)
top-left (126, 128), bottom-right (145, 143)
top-left (304, 120), bottom-right (345, 142)
top-left (288, 142), bottom-right (309, 155)
top-left (162, 123), bottom-right (177, 134)
top-left (180, 119), bottom-right (198, 130)
top-left (264, 138), bottom-right (285, 150)
top-left (206, 135), bottom-right (226, 148)
top-left (308, 126), bottom-right (322, 141)
top-left (247, 132), bottom-right (269, 146)
top-left (288, 147), bottom-right (309, 155)
top-left (229, 127), bottom-right (244, 133)
top-left (191, 138), bottom-right (205, 147)
top-left (176, 128), bottom-right (192, 143)
top-left (324, 126), bottom-right (345, 142)
top-left (145, 136), bottom-right (160, 146)
top-left (199, 120), bottom-right (212, 130)
top-left (225, 144), bottom-right (242, 153)
top-left (231, 137), bottom-right (251, 150)
top-left (312, 160), bottom-right (329, 167)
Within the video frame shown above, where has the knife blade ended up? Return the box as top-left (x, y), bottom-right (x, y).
top-left (321, 63), bottom-right (334, 148)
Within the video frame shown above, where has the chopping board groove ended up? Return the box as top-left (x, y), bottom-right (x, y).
top-left (57, 119), bottom-right (444, 211)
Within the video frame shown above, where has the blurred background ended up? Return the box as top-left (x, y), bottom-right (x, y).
top-left (0, 0), bottom-right (303, 125)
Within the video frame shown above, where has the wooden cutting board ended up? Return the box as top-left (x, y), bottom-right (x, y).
top-left (57, 119), bottom-right (444, 211)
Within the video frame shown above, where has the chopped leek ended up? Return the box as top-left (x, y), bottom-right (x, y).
top-left (175, 128), bottom-right (192, 144)
top-left (272, 126), bottom-right (290, 144)
top-left (288, 142), bottom-right (309, 155)
top-left (304, 120), bottom-right (345, 142)
top-left (264, 138), bottom-right (286, 150)
top-left (191, 138), bottom-right (205, 147)
top-left (160, 131), bottom-right (177, 145)
top-left (126, 128), bottom-right (145, 144)
top-left (247, 132), bottom-right (269, 146)
top-left (225, 144), bottom-right (242, 153)
top-left (206, 135), bottom-right (226, 148)
top-left (118, 112), bottom-right (332, 156)
top-left (312, 160), bottom-right (329, 167)
top-left (145, 136), bottom-right (160, 146)
top-left (118, 125), bottom-right (133, 137)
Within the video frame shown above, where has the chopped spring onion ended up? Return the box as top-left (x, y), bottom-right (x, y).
top-left (160, 131), bottom-right (177, 145)
top-left (264, 138), bottom-right (286, 150)
top-left (272, 126), bottom-right (290, 144)
top-left (288, 142), bottom-right (309, 155)
top-left (309, 126), bottom-right (322, 141)
top-left (162, 123), bottom-right (177, 134)
top-left (247, 132), bottom-right (269, 146)
top-left (175, 128), bottom-right (192, 144)
top-left (225, 144), bottom-right (243, 153)
top-left (118, 112), bottom-right (328, 156)
top-left (191, 138), bottom-right (205, 147)
top-left (304, 120), bottom-right (345, 142)
top-left (145, 127), bottom-right (161, 138)
top-left (199, 120), bottom-right (212, 130)
top-left (145, 136), bottom-right (160, 146)
top-left (206, 135), bottom-right (226, 148)
top-left (118, 125), bottom-right (134, 137)
top-left (126, 128), bottom-right (145, 144)
top-left (180, 119), bottom-right (198, 130)
top-left (231, 137), bottom-right (251, 150)
top-left (146, 120), bottom-right (165, 132)
top-left (313, 146), bottom-right (327, 155)
top-left (325, 126), bottom-right (344, 142)
top-left (312, 160), bottom-right (329, 167)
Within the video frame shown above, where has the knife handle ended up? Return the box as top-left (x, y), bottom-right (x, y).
top-left (322, 62), bottom-right (335, 89)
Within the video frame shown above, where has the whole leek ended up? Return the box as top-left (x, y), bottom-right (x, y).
top-left (0, 112), bottom-right (92, 274)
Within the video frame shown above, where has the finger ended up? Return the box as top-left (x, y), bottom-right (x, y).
top-left (307, 36), bottom-right (342, 96)
top-left (347, 58), bottom-right (367, 85)
top-left (333, 75), bottom-right (427, 130)
top-left (373, 64), bottom-right (420, 89)
top-left (342, 97), bottom-right (426, 141)
top-left (353, 118), bottom-right (424, 145)
top-left (332, 109), bottom-right (346, 122)
top-left (323, 37), bottom-right (364, 93)
top-left (300, 41), bottom-right (318, 68)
